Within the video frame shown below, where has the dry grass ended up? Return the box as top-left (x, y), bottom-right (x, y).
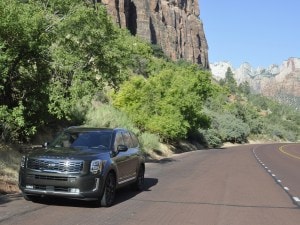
top-left (0, 143), bottom-right (22, 194)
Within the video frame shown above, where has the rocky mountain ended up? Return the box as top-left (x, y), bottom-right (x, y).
top-left (101, 0), bottom-right (209, 69)
top-left (210, 58), bottom-right (300, 108)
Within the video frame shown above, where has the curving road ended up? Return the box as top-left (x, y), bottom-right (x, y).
top-left (253, 143), bottom-right (300, 205)
top-left (1, 144), bottom-right (300, 225)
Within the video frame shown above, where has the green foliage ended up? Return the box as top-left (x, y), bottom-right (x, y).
top-left (238, 81), bottom-right (251, 95)
top-left (0, 0), bottom-right (152, 142)
top-left (219, 67), bottom-right (237, 93)
top-left (84, 103), bottom-right (160, 153)
top-left (0, 0), bottom-right (52, 141)
top-left (213, 113), bottom-right (250, 143)
top-left (0, 104), bottom-right (36, 142)
top-left (139, 132), bottom-right (160, 153)
top-left (198, 128), bottom-right (223, 148)
top-left (229, 102), bottom-right (264, 134)
top-left (113, 64), bottom-right (214, 140)
top-left (1, 0), bottom-right (298, 147)
top-left (204, 81), bottom-right (300, 145)
top-left (85, 103), bottom-right (138, 133)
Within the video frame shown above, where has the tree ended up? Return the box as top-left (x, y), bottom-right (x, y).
top-left (214, 113), bottom-right (250, 143)
top-left (0, 0), bottom-right (152, 142)
top-left (220, 67), bottom-right (237, 93)
top-left (47, 2), bottom-right (153, 120)
top-left (113, 64), bottom-right (214, 140)
top-left (0, 0), bottom-right (54, 141)
top-left (238, 81), bottom-right (251, 95)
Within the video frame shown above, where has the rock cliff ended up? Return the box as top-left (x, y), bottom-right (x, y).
top-left (210, 58), bottom-right (300, 108)
top-left (101, 0), bottom-right (209, 69)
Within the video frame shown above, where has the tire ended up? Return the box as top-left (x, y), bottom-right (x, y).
top-left (132, 166), bottom-right (145, 191)
top-left (100, 172), bottom-right (116, 207)
top-left (23, 193), bottom-right (39, 202)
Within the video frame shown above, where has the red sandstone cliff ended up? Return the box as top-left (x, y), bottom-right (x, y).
top-left (101, 0), bottom-right (209, 69)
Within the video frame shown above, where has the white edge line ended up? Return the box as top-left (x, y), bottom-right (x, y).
top-left (293, 197), bottom-right (300, 202)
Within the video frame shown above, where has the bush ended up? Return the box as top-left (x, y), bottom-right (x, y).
top-left (84, 104), bottom-right (160, 154)
top-left (213, 113), bottom-right (250, 143)
top-left (264, 124), bottom-right (298, 142)
top-left (139, 132), bottom-right (160, 153)
top-left (84, 103), bottom-right (138, 133)
top-left (199, 129), bottom-right (223, 148)
top-left (112, 64), bottom-right (214, 140)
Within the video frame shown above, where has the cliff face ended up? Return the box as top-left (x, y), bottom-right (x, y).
top-left (210, 58), bottom-right (300, 108)
top-left (102, 0), bottom-right (209, 69)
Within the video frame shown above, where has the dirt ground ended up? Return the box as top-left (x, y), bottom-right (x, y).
top-left (0, 180), bottom-right (20, 195)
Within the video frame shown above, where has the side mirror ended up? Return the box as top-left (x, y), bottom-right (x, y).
top-left (117, 145), bottom-right (128, 152)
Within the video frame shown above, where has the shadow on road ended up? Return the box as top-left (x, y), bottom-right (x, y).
top-left (18, 177), bottom-right (158, 208)
top-left (0, 193), bottom-right (22, 206)
top-left (146, 157), bottom-right (176, 164)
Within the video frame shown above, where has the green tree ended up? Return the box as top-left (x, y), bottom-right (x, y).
top-left (220, 67), bottom-right (237, 93)
top-left (47, 2), bottom-right (152, 120)
top-left (113, 64), bottom-right (214, 140)
top-left (238, 81), bottom-right (251, 95)
top-left (0, 0), bottom-right (53, 141)
top-left (214, 113), bottom-right (250, 143)
top-left (0, 0), bottom-right (152, 142)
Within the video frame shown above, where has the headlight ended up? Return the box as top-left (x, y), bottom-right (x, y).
top-left (20, 156), bottom-right (26, 168)
top-left (90, 160), bottom-right (104, 174)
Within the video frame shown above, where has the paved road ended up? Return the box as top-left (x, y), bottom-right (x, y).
top-left (1, 144), bottom-right (300, 225)
top-left (253, 143), bottom-right (300, 205)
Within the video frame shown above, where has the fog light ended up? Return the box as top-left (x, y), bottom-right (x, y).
top-left (26, 185), bottom-right (34, 189)
top-left (69, 188), bottom-right (80, 193)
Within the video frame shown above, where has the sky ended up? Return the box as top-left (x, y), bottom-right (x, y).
top-left (199, 0), bottom-right (300, 68)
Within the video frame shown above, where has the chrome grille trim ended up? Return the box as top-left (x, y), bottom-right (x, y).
top-left (27, 159), bottom-right (83, 173)
top-left (34, 175), bottom-right (74, 181)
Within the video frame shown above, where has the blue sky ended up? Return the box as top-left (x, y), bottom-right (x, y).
top-left (199, 0), bottom-right (300, 68)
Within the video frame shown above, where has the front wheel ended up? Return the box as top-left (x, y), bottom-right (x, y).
top-left (100, 172), bottom-right (116, 207)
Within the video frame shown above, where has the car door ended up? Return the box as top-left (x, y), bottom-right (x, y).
top-left (113, 131), bottom-right (128, 184)
top-left (122, 131), bottom-right (138, 180)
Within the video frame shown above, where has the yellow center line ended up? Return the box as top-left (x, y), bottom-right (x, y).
top-left (279, 145), bottom-right (300, 160)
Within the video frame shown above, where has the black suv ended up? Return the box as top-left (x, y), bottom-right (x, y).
top-left (19, 127), bottom-right (145, 207)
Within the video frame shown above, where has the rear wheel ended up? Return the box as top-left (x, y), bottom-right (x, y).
top-left (100, 172), bottom-right (116, 207)
top-left (132, 166), bottom-right (145, 191)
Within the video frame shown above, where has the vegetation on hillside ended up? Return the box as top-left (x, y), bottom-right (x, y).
top-left (1, 0), bottom-right (299, 153)
top-left (200, 68), bottom-right (300, 147)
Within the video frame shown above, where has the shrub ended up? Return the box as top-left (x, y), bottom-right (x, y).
top-left (213, 113), bottom-right (250, 143)
top-left (139, 132), bottom-right (160, 153)
top-left (112, 64), bottom-right (214, 140)
top-left (199, 129), bottom-right (223, 148)
top-left (84, 104), bottom-right (160, 154)
top-left (84, 104), bottom-right (138, 133)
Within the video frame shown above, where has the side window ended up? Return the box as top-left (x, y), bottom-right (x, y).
top-left (122, 131), bottom-right (133, 148)
top-left (114, 132), bottom-right (124, 151)
top-left (129, 132), bottom-right (139, 148)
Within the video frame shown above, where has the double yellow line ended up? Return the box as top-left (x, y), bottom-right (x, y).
top-left (279, 145), bottom-right (300, 160)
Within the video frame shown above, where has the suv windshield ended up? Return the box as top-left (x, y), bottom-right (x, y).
top-left (50, 130), bottom-right (113, 150)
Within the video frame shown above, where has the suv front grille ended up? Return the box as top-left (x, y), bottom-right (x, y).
top-left (34, 185), bottom-right (69, 192)
top-left (34, 175), bottom-right (71, 181)
top-left (27, 159), bottom-right (83, 173)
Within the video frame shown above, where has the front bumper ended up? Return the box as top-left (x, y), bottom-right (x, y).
top-left (19, 169), bottom-right (104, 200)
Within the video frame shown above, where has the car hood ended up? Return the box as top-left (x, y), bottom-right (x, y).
top-left (27, 147), bottom-right (110, 161)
